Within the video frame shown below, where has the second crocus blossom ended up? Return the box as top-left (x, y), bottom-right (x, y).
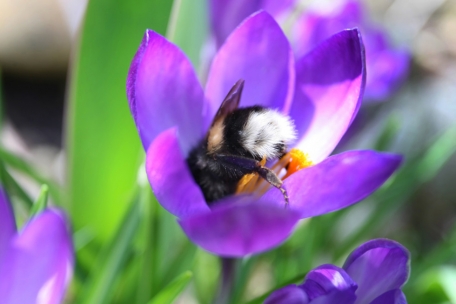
top-left (266, 239), bottom-right (410, 304)
top-left (292, 0), bottom-right (409, 101)
top-left (0, 188), bottom-right (73, 304)
top-left (127, 11), bottom-right (402, 257)
top-left (209, 0), bottom-right (409, 101)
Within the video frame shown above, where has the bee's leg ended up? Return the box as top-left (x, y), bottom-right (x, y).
top-left (254, 166), bottom-right (289, 206)
top-left (214, 154), bottom-right (289, 206)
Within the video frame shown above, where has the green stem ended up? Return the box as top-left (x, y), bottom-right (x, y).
top-left (215, 257), bottom-right (237, 304)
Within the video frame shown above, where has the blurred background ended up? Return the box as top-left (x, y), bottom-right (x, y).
top-left (0, 0), bottom-right (455, 303)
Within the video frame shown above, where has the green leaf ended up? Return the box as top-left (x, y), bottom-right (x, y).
top-left (412, 266), bottom-right (456, 303)
top-left (66, 0), bottom-right (173, 241)
top-left (431, 267), bottom-right (456, 303)
top-left (406, 223), bottom-right (456, 289)
top-left (73, 227), bottom-right (96, 252)
top-left (0, 69), bottom-right (3, 126)
top-left (76, 194), bottom-right (141, 304)
top-left (148, 271), bottom-right (193, 304)
top-left (374, 114), bottom-right (400, 151)
top-left (231, 256), bottom-right (258, 304)
top-left (415, 127), bottom-right (456, 182)
top-left (0, 161), bottom-right (33, 208)
top-left (136, 186), bottom-right (157, 304)
top-left (111, 252), bottom-right (142, 303)
top-left (30, 184), bottom-right (48, 217)
top-left (167, 0), bottom-right (208, 70)
top-left (0, 147), bottom-right (62, 203)
top-left (194, 250), bottom-right (219, 304)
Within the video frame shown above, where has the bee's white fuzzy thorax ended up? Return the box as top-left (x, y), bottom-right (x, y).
top-left (240, 109), bottom-right (297, 159)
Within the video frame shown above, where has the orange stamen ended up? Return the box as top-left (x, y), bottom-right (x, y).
top-left (235, 149), bottom-right (312, 196)
top-left (236, 157), bottom-right (266, 194)
top-left (236, 173), bottom-right (257, 194)
top-left (283, 148), bottom-right (312, 180)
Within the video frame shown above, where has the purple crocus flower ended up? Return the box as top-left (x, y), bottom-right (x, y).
top-left (209, 0), bottom-right (409, 101)
top-left (0, 188), bottom-right (73, 304)
top-left (266, 239), bottom-right (410, 304)
top-left (127, 11), bottom-right (402, 257)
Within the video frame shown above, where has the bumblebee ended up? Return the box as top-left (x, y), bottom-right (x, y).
top-left (187, 80), bottom-right (297, 204)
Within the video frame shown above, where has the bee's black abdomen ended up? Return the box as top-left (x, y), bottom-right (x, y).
top-left (187, 140), bottom-right (245, 204)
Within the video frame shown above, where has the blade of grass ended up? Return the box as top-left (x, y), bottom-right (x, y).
top-left (0, 146), bottom-right (62, 203)
top-left (333, 127), bottom-right (456, 259)
top-left (0, 161), bottom-right (33, 208)
top-left (136, 168), bottom-right (196, 303)
top-left (30, 184), bottom-right (48, 217)
top-left (162, 240), bottom-right (197, 286)
top-left (154, 204), bottom-right (192, 292)
top-left (194, 250), bottom-right (220, 304)
top-left (166, 0), bottom-right (208, 69)
top-left (148, 271), bottom-right (193, 304)
top-left (110, 252), bottom-right (141, 303)
top-left (231, 256), bottom-right (259, 304)
top-left (406, 223), bottom-right (456, 288)
top-left (374, 114), bottom-right (400, 151)
top-left (137, 171), bottom-right (196, 303)
top-left (136, 186), bottom-right (156, 304)
top-left (76, 193), bottom-right (141, 304)
top-left (0, 69), bottom-right (3, 126)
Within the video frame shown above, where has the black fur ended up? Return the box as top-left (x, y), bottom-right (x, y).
top-left (186, 106), bottom-right (267, 204)
top-left (220, 105), bottom-right (265, 160)
top-left (187, 138), bottom-right (253, 204)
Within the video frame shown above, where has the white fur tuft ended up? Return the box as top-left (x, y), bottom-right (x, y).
top-left (240, 109), bottom-right (297, 159)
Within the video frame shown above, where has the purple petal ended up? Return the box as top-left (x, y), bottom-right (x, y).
top-left (291, 29), bottom-right (365, 163)
top-left (127, 30), bottom-right (206, 154)
top-left (343, 239), bottom-right (410, 304)
top-left (146, 128), bottom-right (210, 219)
top-left (265, 285), bottom-right (309, 304)
top-left (261, 0), bottom-right (296, 17)
top-left (205, 11), bottom-right (295, 124)
top-left (209, 0), bottom-right (262, 48)
top-left (301, 264), bottom-right (357, 304)
top-left (357, 23), bottom-right (410, 102)
top-left (0, 209), bottom-right (73, 304)
top-left (364, 47), bottom-right (409, 101)
top-left (0, 188), bottom-right (16, 261)
top-left (292, 1), bottom-right (364, 59)
top-left (311, 293), bottom-right (356, 304)
top-left (209, 0), bottom-right (296, 48)
top-left (371, 289), bottom-right (407, 304)
top-left (262, 151), bottom-right (402, 218)
top-left (178, 197), bottom-right (300, 257)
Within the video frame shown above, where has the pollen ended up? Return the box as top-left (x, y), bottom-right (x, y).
top-left (235, 149), bottom-right (312, 195)
top-left (283, 148), bottom-right (312, 179)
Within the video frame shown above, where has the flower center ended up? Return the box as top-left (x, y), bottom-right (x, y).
top-left (236, 148), bottom-right (312, 196)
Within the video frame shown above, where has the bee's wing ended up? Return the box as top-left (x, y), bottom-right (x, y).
top-left (211, 79), bottom-right (244, 126)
